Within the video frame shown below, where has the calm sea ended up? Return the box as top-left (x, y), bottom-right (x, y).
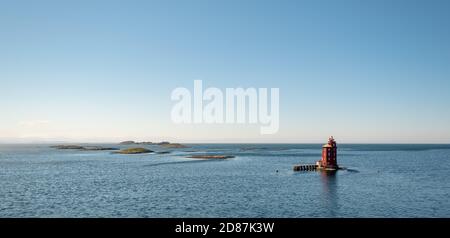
top-left (0, 143), bottom-right (449, 217)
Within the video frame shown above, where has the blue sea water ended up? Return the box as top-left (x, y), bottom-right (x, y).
top-left (0, 143), bottom-right (449, 218)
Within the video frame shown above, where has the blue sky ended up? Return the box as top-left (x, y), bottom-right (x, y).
top-left (1, 0), bottom-right (450, 143)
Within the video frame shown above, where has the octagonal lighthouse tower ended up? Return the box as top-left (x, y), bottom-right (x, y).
top-left (317, 136), bottom-right (338, 170)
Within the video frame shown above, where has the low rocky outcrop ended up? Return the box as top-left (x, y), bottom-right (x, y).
top-left (51, 145), bottom-right (119, 151)
top-left (51, 145), bottom-right (85, 150)
top-left (156, 141), bottom-right (170, 145)
top-left (187, 155), bottom-right (234, 159)
top-left (115, 148), bottom-right (153, 154)
top-left (119, 141), bottom-right (136, 145)
top-left (119, 141), bottom-right (153, 145)
top-left (159, 143), bottom-right (188, 148)
top-left (82, 146), bottom-right (119, 151)
top-left (119, 140), bottom-right (186, 148)
top-left (137, 142), bottom-right (153, 145)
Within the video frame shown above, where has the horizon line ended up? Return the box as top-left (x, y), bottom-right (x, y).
top-left (1, 141), bottom-right (450, 145)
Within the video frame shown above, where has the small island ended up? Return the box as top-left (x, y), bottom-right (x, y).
top-left (119, 141), bottom-right (136, 145)
top-left (119, 140), bottom-right (188, 148)
top-left (83, 146), bottom-right (120, 151)
top-left (51, 145), bottom-right (119, 151)
top-left (160, 143), bottom-right (188, 148)
top-left (187, 155), bottom-right (235, 159)
top-left (119, 141), bottom-right (153, 145)
top-left (138, 142), bottom-right (154, 145)
top-left (156, 141), bottom-right (170, 145)
top-left (115, 148), bottom-right (154, 154)
top-left (51, 145), bottom-right (85, 150)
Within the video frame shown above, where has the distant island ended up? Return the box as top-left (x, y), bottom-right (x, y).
top-left (51, 145), bottom-right (119, 151)
top-left (115, 148), bottom-right (153, 154)
top-left (51, 141), bottom-right (188, 154)
top-left (159, 143), bottom-right (187, 148)
top-left (119, 141), bottom-right (188, 148)
top-left (51, 142), bottom-right (235, 158)
top-left (119, 141), bottom-right (153, 145)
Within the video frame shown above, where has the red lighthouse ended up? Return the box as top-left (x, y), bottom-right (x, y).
top-left (317, 136), bottom-right (338, 170)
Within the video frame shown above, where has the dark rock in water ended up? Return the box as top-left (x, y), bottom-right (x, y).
top-left (187, 155), bottom-right (234, 159)
top-left (156, 151), bottom-right (170, 154)
top-left (119, 141), bottom-right (136, 145)
top-left (51, 145), bottom-right (85, 150)
top-left (115, 148), bottom-right (153, 154)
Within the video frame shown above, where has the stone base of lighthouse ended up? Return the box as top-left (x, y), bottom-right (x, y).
top-left (315, 161), bottom-right (340, 171)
